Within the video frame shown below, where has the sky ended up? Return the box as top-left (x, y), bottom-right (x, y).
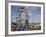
top-left (11, 5), bottom-right (41, 23)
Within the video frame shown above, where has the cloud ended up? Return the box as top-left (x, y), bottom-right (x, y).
top-left (25, 7), bottom-right (32, 16)
top-left (11, 6), bottom-right (41, 23)
top-left (11, 16), bottom-right (16, 22)
top-left (31, 7), bottom-right (41, 15)
top-left (12, 16), bottom-right (16, 18)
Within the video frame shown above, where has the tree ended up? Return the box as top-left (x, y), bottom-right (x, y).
top-left (16, 7), bottom-right (29, 31)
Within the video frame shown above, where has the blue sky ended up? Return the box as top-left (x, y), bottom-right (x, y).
top-left (11, 6), bottom-right (41, 23)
